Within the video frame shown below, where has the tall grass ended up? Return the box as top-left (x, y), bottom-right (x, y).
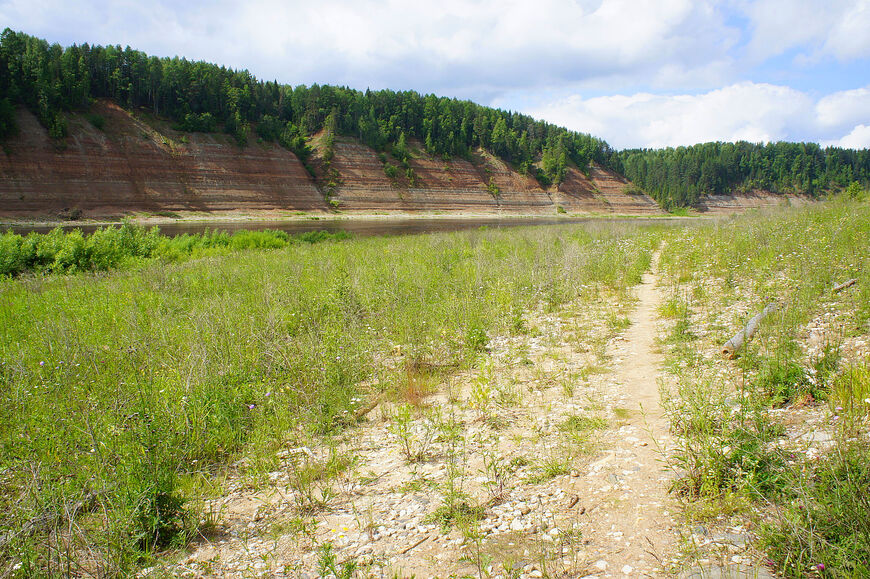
top-left (660, 197), bottom-right (869, 346)
top-left (657, 197), bottom-right (870, 576)
top-left (0, 222), bottom-right (657, 575)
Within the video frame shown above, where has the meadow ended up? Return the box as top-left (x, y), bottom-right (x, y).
top-left (656, 195), bottom-right (870, 577)
top-left (0, 221), bottom-right (656, 576)
top-left (2, 197), bottom-right (868, 578)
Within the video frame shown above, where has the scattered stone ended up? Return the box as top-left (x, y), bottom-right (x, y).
top-left (712, 533), bottom-right (748, 549)
top-left (679, 565), bottom-right (775, 579)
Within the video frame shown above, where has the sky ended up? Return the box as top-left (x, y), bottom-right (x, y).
top-left (2, 0), bottom-right (870, 150)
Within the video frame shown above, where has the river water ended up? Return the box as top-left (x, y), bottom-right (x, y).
top-left (5, 216), bottom-right (702, 238)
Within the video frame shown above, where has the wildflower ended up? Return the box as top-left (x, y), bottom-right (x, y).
top-left (265, 392), bottom-right (271, 397)
top-left (39, 361), bottom-right (44, 366)
top-left (248, 404), bottom-right (256, 410)
top-left (816, 563), bottom-right (825, 572)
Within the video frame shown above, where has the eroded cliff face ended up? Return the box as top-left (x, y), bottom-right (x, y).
top-left (1, 101), bottom-right (664, 219)
top-left (0, 102), bottom-right (327, 218)
top-left (317, 136), bottom-right (662, 215)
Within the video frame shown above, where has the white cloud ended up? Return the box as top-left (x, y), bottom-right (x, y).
top-left (815, 86), bottom-right (870, 129)
top-left (823, 1), bottom-right (870, 59)
top-left (828, 124), bottom-right (870, 148)
top-left (0, 0), bottom-right (739, 94)
top-left (528, 82), bottom-right (814, 148)
top-left (744, 0), bottom-right (870, 61)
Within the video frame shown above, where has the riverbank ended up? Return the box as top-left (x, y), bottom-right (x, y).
top-left (1, 210), bottom-right (706, 237)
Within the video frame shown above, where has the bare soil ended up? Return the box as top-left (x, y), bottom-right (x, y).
top-left (147, 254), bottom-right (689, 578)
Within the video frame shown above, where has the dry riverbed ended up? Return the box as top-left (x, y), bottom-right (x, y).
top-left (144, 246), bottom-right (867, 579)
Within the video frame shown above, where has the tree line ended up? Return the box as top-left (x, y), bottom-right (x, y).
top-left (2, 29), bottom-right (868, 204)
top-left (614, 141), bottom-right (870, 208)
top-left (0, 29), bottom-right (611, 187)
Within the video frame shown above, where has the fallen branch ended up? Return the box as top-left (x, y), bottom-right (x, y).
top-left (832, 278), bottom-right (858, 293)
top-left (721, 303), bottom-right (778, 359)
top-left (399, 534), bottom-right (430, 555)
top-left (354, 392), bottom-right (385, 420)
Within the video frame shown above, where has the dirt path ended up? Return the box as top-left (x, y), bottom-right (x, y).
top-left (154, 252), bottom-right (681, 578)
top-left (566, 250), bottom-right (680, 576)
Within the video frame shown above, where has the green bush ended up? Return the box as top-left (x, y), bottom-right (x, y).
top-left (756, 357), bottom-right (813, 403)
top-left (0, 225), bottom-right (349, 276)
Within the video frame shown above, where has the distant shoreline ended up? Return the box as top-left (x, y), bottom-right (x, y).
top-left (1, 210), bottom-right (701, 230)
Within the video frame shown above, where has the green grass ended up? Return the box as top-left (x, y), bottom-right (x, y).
top-left (761, 441), bottom-right (870, 578)
top-left (0, 221), bottom-right (657, 574)
top-left (657, 197), bottom-right (870, 574)
top-left (0, 222), bottom-right (351, 277)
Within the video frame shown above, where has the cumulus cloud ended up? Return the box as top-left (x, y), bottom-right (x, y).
top-left (826, 125), bottom-right (870, 148)
top-left (0, 0), bottom-right (739, 95)
top-left (744, 0), bottom-right (870, 61)
top-left (528, 82), bottom-right (870, 149)
top-left (816, 86), bottom-right (870, 130)
top-left (529, 82), bottom-right (813, 148)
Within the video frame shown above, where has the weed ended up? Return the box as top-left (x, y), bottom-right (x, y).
top-left (525, 455), bottom-right (572, 484)
top-left (317, 541), bottom-right (357, 579)
top-left (665, 377), bottom-right (787, 502)
top-left (753, 353), bottom-right (815, 404)
top-left (0, 221), bottom-right (659, 571)
top-left (829, 362), bottom-right (870, 429)
top-left (287, 446), bottom-right (354, 514)
top-left (387, 404), bottom-right (439, 463)
top-left (470, 362), bottom-right (495, 418)
top-left (478, 445), bottom-right (515, 504)
top-left (606, 313), bottom-right (631, 332)
top-left (762, 441), bottom-right (870, 578)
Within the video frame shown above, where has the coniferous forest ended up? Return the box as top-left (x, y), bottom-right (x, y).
top-left (1, 28), bottom-right (868, 206)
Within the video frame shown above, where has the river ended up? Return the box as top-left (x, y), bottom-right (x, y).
top-left (5, 216), bottom-right (703, 238)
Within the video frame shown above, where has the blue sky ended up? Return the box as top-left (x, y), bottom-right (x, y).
top-left (2, 0), bottom-right (869, 149)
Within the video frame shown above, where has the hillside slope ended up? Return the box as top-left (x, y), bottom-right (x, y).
top-left (0, 102), bottom-right (327, 218)
top-left (0, 103), bottom-right (664, 218)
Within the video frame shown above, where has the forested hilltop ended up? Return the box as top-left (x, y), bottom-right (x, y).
top-left (615, 142), bottom-right (870, 209)
top-left (0, 29), bottom-right (609, 189)
top-left (1, 28), bottom-right (868, 209)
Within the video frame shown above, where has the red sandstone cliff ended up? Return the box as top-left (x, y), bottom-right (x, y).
top-left (0, 102), bottom-right (663, 219)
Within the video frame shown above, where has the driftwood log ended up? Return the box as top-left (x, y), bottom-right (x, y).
top-left (832, 278), bottom-right (858, 293)
top-left (721, 303), bottom-right (778, 359)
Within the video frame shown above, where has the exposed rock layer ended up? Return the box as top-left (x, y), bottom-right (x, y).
top-left (1, 103), bottom-right (327, 217)
top-left (2, 102), bottom-right (788, 219)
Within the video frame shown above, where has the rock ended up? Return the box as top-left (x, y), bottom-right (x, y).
top-left (679, 565), bottom-right (775, 579)
top-left (510, 519), bottom-right (524, 532)
top-left (594, 560), bottom-right (608, 571)
top-left (622, 565), bottom-right (634, 574)
top-left (712, 533), bottom-right (748, 548)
